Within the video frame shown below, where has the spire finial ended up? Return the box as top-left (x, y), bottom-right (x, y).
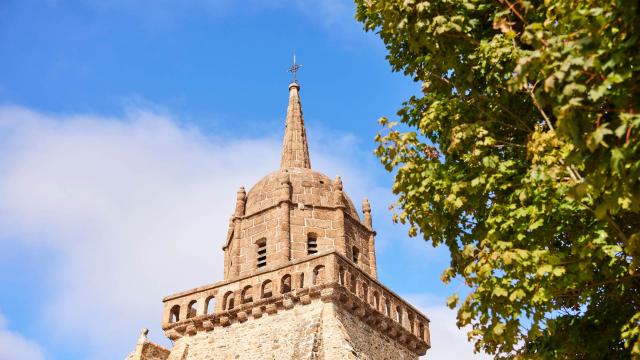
top-left (137, 328), bottom-right (149, 344)
top-left (288, 54), bottom-right (302, 83)
top-left (280, 57), bottom-right (311, 169)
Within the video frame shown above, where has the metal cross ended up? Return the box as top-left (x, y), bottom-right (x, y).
top-left (288, 55), bottom-right (302, 83)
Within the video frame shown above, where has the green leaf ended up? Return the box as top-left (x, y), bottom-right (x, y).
top-left (492, 286), bottom-right (509, 297)
top-left (537, 264), bottom-right (553, 276)
top-left (359, 0), bottom-right (640, 356)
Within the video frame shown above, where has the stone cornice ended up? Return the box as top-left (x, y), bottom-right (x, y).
top-left (161, 251), bottom-right (430, 356)
top-left (163, 250), bottom-right (335, 302)
top-left (163, 283), bottom-right (429, 356)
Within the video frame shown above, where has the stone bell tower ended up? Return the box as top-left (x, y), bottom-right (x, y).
top-left (125, 73), bottom-right (431, 360)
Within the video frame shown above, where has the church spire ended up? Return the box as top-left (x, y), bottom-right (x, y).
top-left (280, 57), bottom-right (311, 169)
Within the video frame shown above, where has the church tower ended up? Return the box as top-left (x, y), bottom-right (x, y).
top-left (126, 73), bottom-right (431, 360)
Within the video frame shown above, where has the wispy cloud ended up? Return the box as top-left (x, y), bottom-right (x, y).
top-left (0, 106), bottom-right (280, 359)
top-left (405, 295), bottom-right (493, 360)
top-left (0, 105), bottom-right (386, 359)
top-left (0, 312), bottom-right (45, 360)
top-left (0, 104), bottom-right (482, 359)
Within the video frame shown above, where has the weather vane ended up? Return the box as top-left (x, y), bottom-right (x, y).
top-left (288, 54), bottom-right (302, 83)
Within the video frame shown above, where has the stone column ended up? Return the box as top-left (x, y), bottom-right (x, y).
top-left (223, 245), bottom-right (229, 279)
top-left (334, 176), bottom-right (347, 255)
top-left (278, 173), bottom-right (292, 265)
top-left (232, 186), bottom-right (246, 278)
top-left (132, 328), bottom-right (148, 358)
top-left (223, 215), bottom-right (234, 279)
top-left (362, 198), bottom-right (378, 279)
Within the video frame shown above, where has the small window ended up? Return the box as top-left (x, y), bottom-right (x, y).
top-left (385, 300), bottom-right (391, 316)
top-left (281, 274), bottom-right (292, 293)
top-left (261, 280), bottom-right (273, 298)
top-left (373, 292), bottom-right (380, 310)
top-left (352, 246), bottom-right (359, 263)
top-left (169, 305), bottom-right (180, 323)
top-left (257, 239), bottom-right (267, 268)
top-left (223, 291), bottom-right (235, 310)
top-left (396, 306), bottom-right (403, 323)
top-left (307, 233), bottom-right (318, 255)
top-left (408, 313), bottom-right (415, 334)
top-left (313, 265), bottom-right (325, 285)
top-left (298, 272), bottom-right (305, 288)
top-left (362, 283), bottom-right (369, 302)
top-left (241, 285), bottom-right (253, 304)
top-left (205, 296), bottom-right (216, 314)
top-left (419, 322), bottom-right (426, 341)
top-left (349, 273), bottom-right (356, 293)
top-left (187, 300), bottom-right (197, 319)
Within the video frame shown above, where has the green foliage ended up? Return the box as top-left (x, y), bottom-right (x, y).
top-left (355, 0), bottom-right (640, 358)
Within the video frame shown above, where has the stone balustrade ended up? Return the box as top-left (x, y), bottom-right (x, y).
top-left (161, 251), bottom-right (430, 355)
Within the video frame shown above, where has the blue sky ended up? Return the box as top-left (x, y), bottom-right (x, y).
top-left (0, 1), bottom-right (488, 359)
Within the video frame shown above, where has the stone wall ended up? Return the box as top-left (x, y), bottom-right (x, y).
top-left (171, 301), bottom-right (325, 359)
top-left (161, 251), bottom-right (430, 358)
top-left (344, 216), bottom-right (373, 270)
top-left (322, 303), bottom-right (417, 360)
top-left (164, 301), bottom-right (418, 360)
top-left (225, 168), bottom-right (376, 280)
top-left (125, 341), bottom-right (171, 360)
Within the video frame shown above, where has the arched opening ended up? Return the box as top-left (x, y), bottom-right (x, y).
top-left (281, 274), bottom-right (292, 294)
top-left (256, 238), bottom-right (267, 268)
top-left (187, 300), bottom-right (197, 319)
top-left (385, 300), bottom-right (391, 317)
top-left (313, 265), bottom-right (325, 285)
top-left (307, 233), bottom-right (318, 255)
top-left (338, 267), bottom-right (345, 286)
top-left (408, 313), bottom-right (415, 334)
top-left (362, 283), bottom-right (369, 302)
top-left (169, 304), bottom-right (180, 323)
top-left (205, 296), bottom-right (216, 314)
top-left (223, 291), bottom-right (235, 310)
top-left (349, 273), bottom-right (356, 293)
top-left (352, 246), bottom-right (360, 263)
top-left (373, 292), bottom-right (380, 310)
top-left (396, 306), bottom-right (403, 324)
top-left (419, 322), bottom-right (426, 341)
top-left (241, 285), bottom-right (253, 304)
top-left (298, 272), bottom-right (305, 288)
top-left (261, 280), bottom-right (273, 298)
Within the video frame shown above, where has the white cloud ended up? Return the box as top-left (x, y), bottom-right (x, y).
top-left (0, 105), bottom-right (388, 359)
top-left (0, 106), bottom-right (283, 359)
top-left (405, 296), bottom-right (492, 360)
top-left (0, 312), bottom-right (45, 360)
top-left (0, 105), bottom-right (467, 360)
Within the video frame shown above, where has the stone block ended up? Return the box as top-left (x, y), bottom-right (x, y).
top-left (202, 320), bottom-right (214, 331)
top-left (219, 316), bottom-right (231, 327)
top-left (237, 311), bottom-right (248, 322)
top-left (165, 329), bottom-right (181, 341)
top-left (300, 294), bottom-right (311, 305)
top-left (283, 298), bottom-right (294, 309)
top-left (266, 304), bottom-right (277, 315)
top-left (251, 307), bottom-right (263, 318)
top-left (186, 324), bottom-right (197, 336)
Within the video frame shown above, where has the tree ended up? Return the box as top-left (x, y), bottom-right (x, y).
top-left (354, 0), bottom-right (640, 358)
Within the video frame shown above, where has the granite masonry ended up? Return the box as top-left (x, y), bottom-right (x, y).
top-left (125, 79), bottom-right (431, 360)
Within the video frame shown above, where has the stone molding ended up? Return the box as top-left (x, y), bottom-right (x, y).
top-left (161, 251), bottom-right (430, 356)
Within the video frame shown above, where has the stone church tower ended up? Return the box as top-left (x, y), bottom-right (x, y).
top-left (126, 78), bottom-right (431, 360)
